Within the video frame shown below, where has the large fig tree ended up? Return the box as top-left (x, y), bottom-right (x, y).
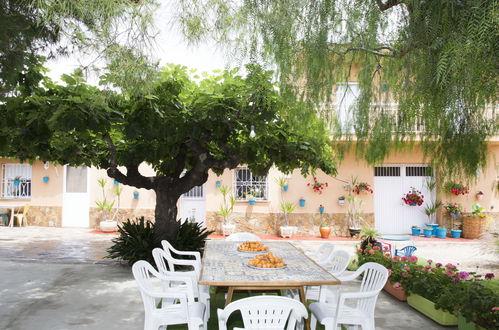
top-left (0, 63), bottom-right (336, 241)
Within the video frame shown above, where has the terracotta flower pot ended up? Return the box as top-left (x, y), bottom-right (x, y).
top-left (319, 225), bottom-right (331, 239)
top-left (383, 281), bottom-right (407, 301)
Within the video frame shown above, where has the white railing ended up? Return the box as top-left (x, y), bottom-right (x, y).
top-left (1, 164), bottom-right (32, 199)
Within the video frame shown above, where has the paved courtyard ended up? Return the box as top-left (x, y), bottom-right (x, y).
top-left (0, 227), bottom-right (497, 329)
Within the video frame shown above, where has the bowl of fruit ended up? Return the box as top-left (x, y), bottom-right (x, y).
top-left (247, 252), bottom-right (286, 269)
top-left (237, 241), bottom-right (269, 253)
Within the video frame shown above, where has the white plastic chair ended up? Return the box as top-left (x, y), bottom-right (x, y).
top-left (310, 262), bottom-right (389, 330)
top-left (306, 250), bottom-right (350, 301)
top-left (132, 260), bottom-right (206, 330)
top-left (225, 232), bottom-right (261, 241)
top-left (161, 240), bottom-right (202, 270)
top-left (218, 296), bottom-right (308, 330)
top-left (152, 248), bottom-right (211, 323)
top-left (305, 243), bottom-right (335, 266)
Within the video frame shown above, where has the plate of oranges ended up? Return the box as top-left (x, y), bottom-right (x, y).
top-left (237, 241), bottom-right (269, 253)
top-left (246, 252), bottom-right (286, 269)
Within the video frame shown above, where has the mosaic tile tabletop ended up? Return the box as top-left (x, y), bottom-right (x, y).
top-left (199, 240), bottom-right (340, 286)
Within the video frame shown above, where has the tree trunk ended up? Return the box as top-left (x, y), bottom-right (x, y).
top-left (153, 184), bottom-right (181, 244)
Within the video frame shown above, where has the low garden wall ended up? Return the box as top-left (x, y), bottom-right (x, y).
top-left (206, 211), bottom-right (374, 236)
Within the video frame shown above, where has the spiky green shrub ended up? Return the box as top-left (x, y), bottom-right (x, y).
top-left (106, 217), bottom-right (157, 265)
top-left (172, 220), bottom-right (214, 254)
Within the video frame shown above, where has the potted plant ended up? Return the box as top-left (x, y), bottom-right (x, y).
top-left (359, 226), bottom-right (381, 251)
top-left (346, 194), bottom-right (364, 237)
top-left (352, 182), bottom-right (373, 195)
top-left (280, 202), bottom-right (297, 238)
top-left (462, 203), bottom-right (487, 239)
top-left (423, 226), bottom-right (433, 237)
top-left (424, 200), bottom-right (442, 224)
top-left (411, 225), bottom-right (421, 236)
top-left (299, 197), bottom-right (306, 207)
top-left (319, 220), bottom-right (331, 239)
top-left (475, 191), bottom-right (484, 201)
top-left (444, 181), bottom-right (469, 195)
top-left (247, 194), bottom-right (256, 205)
top-left (133, 190), bottom-right (139, 199)
top-left (338, 195), bottom-right (346, 206)
top-left (444, 202), bottom-right (464, 217)
top-left (215, 180), bottom-right (222, 188)
top-left (307, 176), bottom-right (328, 194)
top-left (319, 204), bottom-right (325, 214)
top-left (218, 185), bottom-right (236, 235)
top-left (43, 176), bottom-right (49, 183)
top-left (402, 187), bottom-right (424, 206)
top-left (96, 178), bottom-right (119, 232)
top-left (436, 227), bottom-right (447, 238)
top-left (275, 176), bottom-right (289, 192)
top-left (13, 176), bottom-right (21, 186)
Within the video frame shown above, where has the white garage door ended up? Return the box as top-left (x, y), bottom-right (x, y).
top-left (374, 165), bottom-right (434, 234)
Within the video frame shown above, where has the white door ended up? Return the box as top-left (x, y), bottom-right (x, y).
top-left (62, 166), bottom-right (90, 227)
top-left (374, 165), bottom-right (434, 234)
top-left (180, 185), bottom-right (206, 227)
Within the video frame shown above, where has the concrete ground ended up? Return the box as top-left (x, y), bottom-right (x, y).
top-left (1, 227), bottom-right (496, 329)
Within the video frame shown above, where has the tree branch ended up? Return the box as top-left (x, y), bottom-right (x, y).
top-left (374, 0), bottom-right (402, 11)
top-left (107, 164), bottom-right (157, 190)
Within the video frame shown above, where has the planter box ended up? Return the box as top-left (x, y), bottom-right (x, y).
top-left (407, 294), bottom-right (457, 326)
top-left (383, 282), bottom-right (407, 301)
top-left (280, 226), bottom-right (297, 238)
top-left (462, 216), bottom-right (486, 239)
top-left (457, 314), bottom-right (486, 330)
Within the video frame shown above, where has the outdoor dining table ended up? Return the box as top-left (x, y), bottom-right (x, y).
top-left (199, 240), bottom-right (341, 329)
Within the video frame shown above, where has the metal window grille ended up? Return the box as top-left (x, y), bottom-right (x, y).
top-left (183, 185), bottom-right (204, 198)
top-left (234, 167), bottom-right (268, 200)
top-left (374, 166), bottom-right (401, 177)
top-left (1, 164), bottom-right (32, 199)
top-left (406, 166), bottom-right (432, 177)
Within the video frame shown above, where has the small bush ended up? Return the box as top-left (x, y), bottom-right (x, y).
top-left (106, 217), bottom-right (158, 265)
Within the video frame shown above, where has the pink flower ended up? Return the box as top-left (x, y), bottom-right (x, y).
top-left (383, 246), bottom-right (389, 251)
top-left (444, 270), bottom-right (455, 276)
top-left (368, 249), bottom-right (375, 255)
top-left (427, 259), bottom-right (433, 264)
top-left (401, 256), bottom-right (409, 261)
top-left (492, 307), bottom-right (499, 311)
top-left (445, 263), bottom-right (457, 269)
top-left (409, 256), bottom-right (418, 263)
top-left (393, 282), bottom-right (401, 289)
top-left (357, 248), bottom-right (363, 253)
top-left (373, 246), bottom-right (380, 250)
top-left (435, 263), bottom-right (442, 268)
top-left (387, 269), bottom-right (392, 277)
top-left (485, 273), bottom-right (495, 280)
top-left (424, 265), bottom-right (431, 269)
top-left (403, 266), bottom-right (410, 271)
top-left (402, 272), bottom-right (408, 277)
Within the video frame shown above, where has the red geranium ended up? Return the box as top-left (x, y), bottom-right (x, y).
top-left (352, 182), bottom-right (373, 194)
top-left (307, 177), bottom-right (328, 194)
top-left (402, 187), bottom-right (424, 206)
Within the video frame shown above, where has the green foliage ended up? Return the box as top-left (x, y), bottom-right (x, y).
top-left (280, 202), bottom-right (296, 214)
top-left (359, 226), bottom-right (380, 250)
top-left (217, 185), bottom-right (235, 223)
top-left (470, 203), bottom-right (486, 218)
top-left (106, 217), bottom-right (157, 265)
top-left (0, 0), bottom-right (158, 98)
top-left (438, 280), bottom-right (499, 329)
top-left (275, 177), bottom-right (288, 187)
top-left (176, 0), bottom-right (499, 179)
top-left (172, 220), bottom-right (214, 254)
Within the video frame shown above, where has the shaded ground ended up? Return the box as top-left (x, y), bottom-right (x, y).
top-left (0, 226), bottom-right (496, 329)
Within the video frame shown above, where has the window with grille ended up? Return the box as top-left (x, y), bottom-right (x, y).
top-left (406, 166), bottom-right (432, 177)
top-left (234, 167), bottom-right (268, 201)
top-left (374, 166), bottom-right (401, 177)
top-left (1, 164), bottom-right (32, 199)
top-left (183, 185), bottom-right (204, 198)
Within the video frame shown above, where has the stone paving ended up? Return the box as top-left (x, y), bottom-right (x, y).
top-left (0, 226), bottom-right (496, 329)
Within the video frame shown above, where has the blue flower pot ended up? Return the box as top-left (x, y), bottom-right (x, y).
top-left (42, 176), bottom-right (49, 183)
top-left (299, 199), bottom-right (306, 207)
top-left (451, 229), bottom-right (462, 238)
top-left (450, 213), bottom-right (459, 217)
top-left (114, 179), bottom-right (119, 185)
top-left (436, 227), bottom-right (447, 238)
top-left (249, 200), bottom-right (255, 206)
top-left (133, 192), bottom-right (139, 199)
top-left (423, 228), bottom-right (433, 237)
top-left (319, 206), bottom-right (325, 214)
top-left (283, 185), bottom-right (289, 191)
top-left (13, 179), bottom-right (20, 186)
top-left (411, 228), bottom-right (421, 236)
top-left (426, 223), bottom-right (439, 236)
top-left (215, 181), bottom-right (222, 188)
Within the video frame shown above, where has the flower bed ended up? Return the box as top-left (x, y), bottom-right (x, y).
top-left (356, 245), bottom-right (499, 329)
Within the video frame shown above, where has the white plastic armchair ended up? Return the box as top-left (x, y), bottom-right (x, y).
top-left (225, 232), bottom-right (261, 241)
top-left (218, 296), bottom-right (308, 330)
top-left (152, 248), bottom-right (210, 323)
top-left (305, 243), bottom-right (335, 265)
top-left (132, 260), bottom-right (206, 330)
top-left (309, 262), bottom-right (389, 330)
top-left (161, 240), bottom-right (202, 269)
top-left (306, 250), bottom-right (350, 301)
